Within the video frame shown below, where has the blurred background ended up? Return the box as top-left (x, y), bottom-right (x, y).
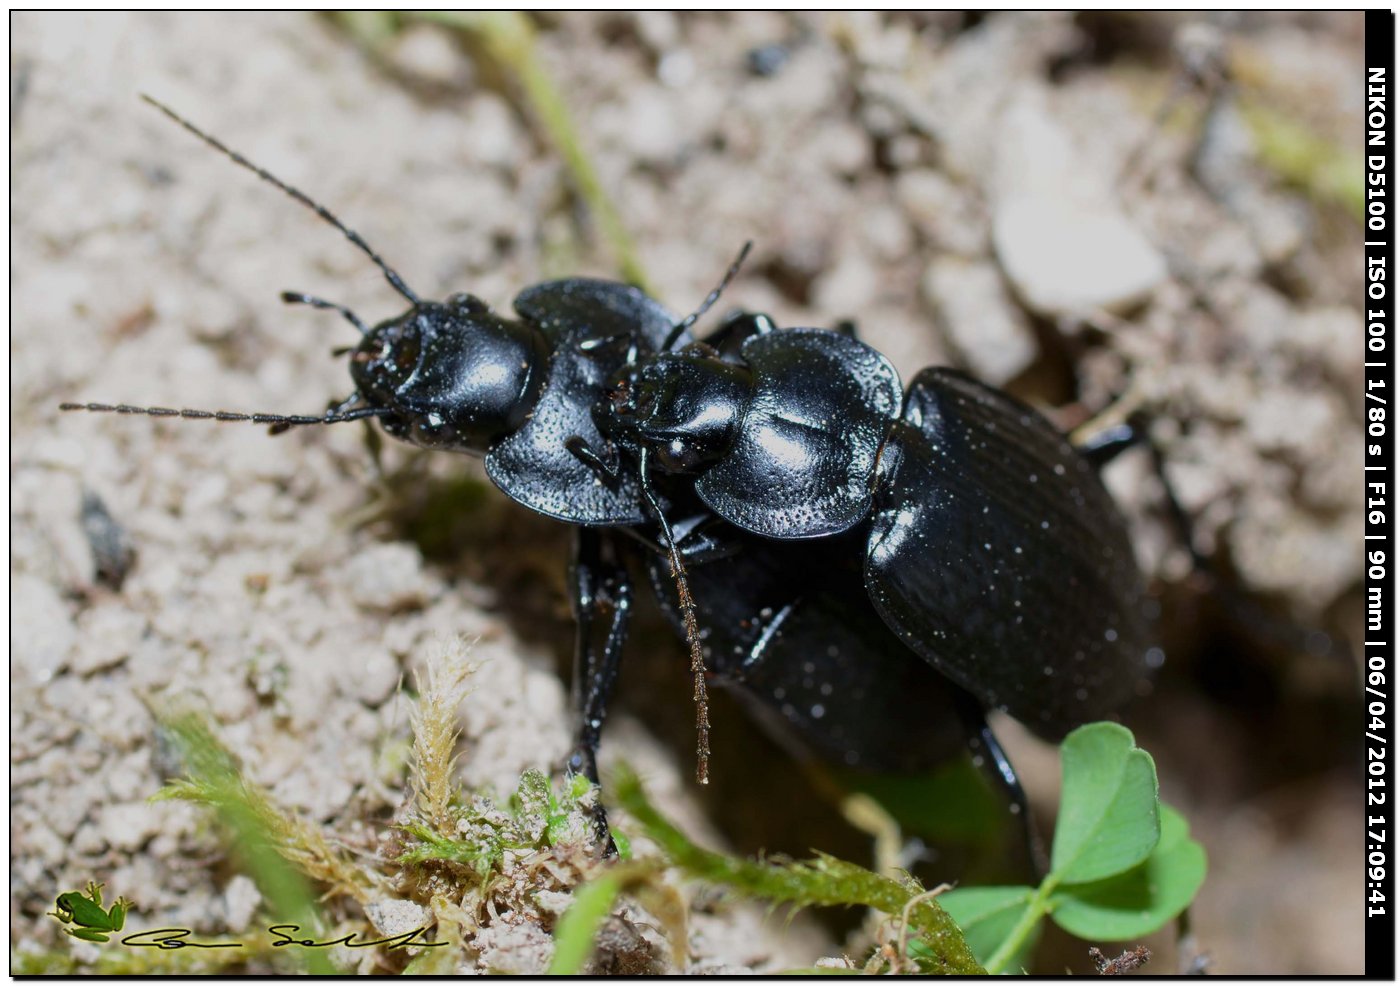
top-left (12, 11), bottom-right (1366, 973)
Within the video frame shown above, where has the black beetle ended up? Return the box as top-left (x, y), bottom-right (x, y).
top-left (63, 99), bottom-right (1159, 856)
top-left (596, 322), bottom-right (1158, 736)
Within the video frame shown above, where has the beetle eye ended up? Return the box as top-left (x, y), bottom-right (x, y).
top-left (656, 437), bottom-right (703, 473)
top-left (408, 415), bottom-right (450, 447)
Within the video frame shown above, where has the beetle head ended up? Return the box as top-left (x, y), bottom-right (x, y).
top-left (599, 347), bottom-right (750, 473)
top-left (351, 294), bottom-right (550, 454)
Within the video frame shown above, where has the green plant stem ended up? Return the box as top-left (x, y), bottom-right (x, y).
top-left (983, 879), bottom-right (1055, 975)
top-left (413, 11), bottom-right (651, 290)
top-left (152, 710), bottom-right (337, 975)
top-left (613, 767), bottom-right (985, 975)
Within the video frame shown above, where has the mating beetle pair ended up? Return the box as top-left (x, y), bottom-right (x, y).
top-left (64, 99), bottom-right (1158, 852)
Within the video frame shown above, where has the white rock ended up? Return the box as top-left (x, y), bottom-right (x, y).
top-left (12, 574), bottom-right (77, 680)
top-left (459, 94), bottom-right (521, 169)
top-left (991, 91), bottom-right (1166, 317)
top-left (71, 604), bottom-right (147, 675)
top-left (69, 822), bottom-right (106, 858)
top-left (533, 889), bottom-right (575, 916)
top-left (101, 751), bottom-right (154, 802)
top-left (1245, 388), bottom-right (1335, 456)
top-left (366, 898), bottom-right (431, 939)
top-left (20, 806), bottom-right (78, 862)
top-left (894, 169), bottom-right (988, 257)
top-left (1291, 307), bottom-right (1364, 378)
top-left (994, 200), bottom-right (1167, 317)
top-left (616, 88), bottom-right (679, 165)
top-left (633, 10), bottom-right (680, 50)
top-left (344, 648), bottom-right (403, 708)
top-left (388, 22), bottom-right (472, 89)
top-left (98, 801), bottom-right (162, 852)
top-left (272, 765), bottom-right (355, 823)
top-left (338, 542), bottom-right (432, 612)
top-left (813, 251), bottom-right (879, 315)
top-left (473, 915), bottom-right (554, 975)
top-left (223, 875), bottom-right (263, 931)
top-left (923, 257), bottom-right (1037, 384)
top-left (43, 789), bottom-right (94, 840)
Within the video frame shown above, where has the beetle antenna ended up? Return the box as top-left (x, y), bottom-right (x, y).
top-left (663, 241), bottom-right (753, 351)
top-left (140, 94), bottom-right (420, 306)
top-left (59, 401), bottom-right (387, 429)
top-left (637, 448), bottom-right (713, 783)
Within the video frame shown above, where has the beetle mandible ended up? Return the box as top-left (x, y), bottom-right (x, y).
top-left (62, 99), bottom-right (1159, 856)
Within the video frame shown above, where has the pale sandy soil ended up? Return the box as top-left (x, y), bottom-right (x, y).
top-left (12, 11), bottom-right (1368, 974)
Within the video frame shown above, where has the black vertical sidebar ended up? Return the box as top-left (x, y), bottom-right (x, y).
top-left (1365, 8), bottom-right (1395, 981)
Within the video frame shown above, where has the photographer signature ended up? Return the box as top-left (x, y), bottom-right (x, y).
top-left (119, 925), bottom-right (447, 951)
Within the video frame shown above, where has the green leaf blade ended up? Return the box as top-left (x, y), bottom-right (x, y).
top-left (1049, 805), bottom-right (1207, 941)
top-left (939, 886), bottom-right (1034, 967)
top-left (1050, 723), bottom-right (1160, 885)
top-left (547, 875), bottom-right (623, 975)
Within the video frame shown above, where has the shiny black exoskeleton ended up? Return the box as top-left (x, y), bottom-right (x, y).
top-left (350, 281), bottom-right (679, 528)
top-left (600, 324), bottom-right (1156, 739)
top-left (63, 101), bottom-right (1158, 861)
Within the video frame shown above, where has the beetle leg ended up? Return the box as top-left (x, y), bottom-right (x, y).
top-left (699, 310), bottom-right (854, 356)
top-left (1074, 420), bottom-right (1141, 470)
top-left (1079, 415), bottom-right (1345, 661)
top-left (565, 436), bottom-right (623, 492)
top-left (616, 510), bottom-right (745, 566)
top-left (577, 331), bottom-right (638, 367)
top-left (1075, 414), bottom-right (1202, 562)
top-left (565, 528), bottom-right (633, 851)
top-left (326, 392), bottom-right (366, 416)
top-left (698, 310), bottom-right (776, 356)
top-left (954, 692), bottom-right (1049, 880)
